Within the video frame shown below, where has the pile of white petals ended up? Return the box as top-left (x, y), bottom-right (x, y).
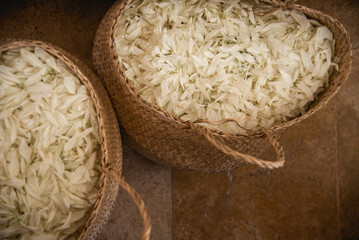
top-left (0, 47), bottom-right (101, 239)
top-left (115, 0), bottom-right (338, 133)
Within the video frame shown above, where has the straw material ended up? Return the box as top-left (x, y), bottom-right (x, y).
top-left (93, 0), bottom-right (352, 172)
top-left (0, 39), bottom-right (151, 240)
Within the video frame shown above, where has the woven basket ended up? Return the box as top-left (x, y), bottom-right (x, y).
top-left (0, 39), bottom-right (151, 240)
top-left (93, 0), bottom-right (352, 172)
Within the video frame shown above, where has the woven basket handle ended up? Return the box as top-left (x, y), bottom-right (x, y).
top-left (101, 167), bottom-right (151, 240)
top-left (262, 0), bottom-right (297, 6)
top-left (191, 123), bottom-right (285, 169)
top-left (277, 0), bottom-right (297, 4)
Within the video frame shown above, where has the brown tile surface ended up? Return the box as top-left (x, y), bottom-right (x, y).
top-left (0, 0), bottom-right (114, 67)
top-left (0, 1), bottom-right (172, 239)
top-left (334, 0), bottom-right (359, 49)
top-left (336, 49), bottom-right (359, 240)
top-left (173, 103), bottom-right (340, 240)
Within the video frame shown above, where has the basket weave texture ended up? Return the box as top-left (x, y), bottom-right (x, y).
top-left (93, 0), bottom-right (352, 172)
top-left (0, 39), bottom-right (151, 240)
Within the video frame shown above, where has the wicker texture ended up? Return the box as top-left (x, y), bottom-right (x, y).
top-left (93, 0), bottom-right (352, 172)
top-left (0, 39), bottom-right (151, 240)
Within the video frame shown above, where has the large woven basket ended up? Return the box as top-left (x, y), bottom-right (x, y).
top-left (0, 39), bottom-right (151, 240)
top-left (93, 0), bottom-right (352, 172)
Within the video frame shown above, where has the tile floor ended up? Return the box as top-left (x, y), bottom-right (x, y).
top-left (0, 0), bottom-right (358, 239)
top-left (173, 1), bottom-right (359, 239)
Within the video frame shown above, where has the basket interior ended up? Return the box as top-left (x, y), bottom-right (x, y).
top-left (0, 39), bottom-right (122, 240)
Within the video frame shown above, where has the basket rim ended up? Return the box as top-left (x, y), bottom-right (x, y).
top-left (102, 0), bottom-right (353, 138)
top-left (0, 38), bottom-right (122, 239)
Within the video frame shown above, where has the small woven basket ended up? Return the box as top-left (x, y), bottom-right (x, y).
top-left (93, 0), bottom-right (352, 172)
top-left (0, 39), bottom-right (151, 240)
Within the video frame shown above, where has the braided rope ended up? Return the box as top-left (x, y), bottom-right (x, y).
top-left (187, 120), bottom-right (285, 169)
top-left (100, 166), bottom-right (152, 240)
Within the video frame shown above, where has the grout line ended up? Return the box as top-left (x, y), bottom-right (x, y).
top-left (335, 100), bottom-right (342, 240)
top-left (170, 167), bottom-right (173, 240)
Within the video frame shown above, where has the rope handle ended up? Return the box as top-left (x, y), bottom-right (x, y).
top-left (273, 0), bottom-right (297, 5)
top-left (254, 0), bottom-right (297, 16)
top-left (260, 0), bottom-right (297, 6)
top-left (187, 121), bottom-right (285, 169)
top-left (282, 0), bottom-right (297, 4)
top-left (100, 166), bottom-right (151, 240)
